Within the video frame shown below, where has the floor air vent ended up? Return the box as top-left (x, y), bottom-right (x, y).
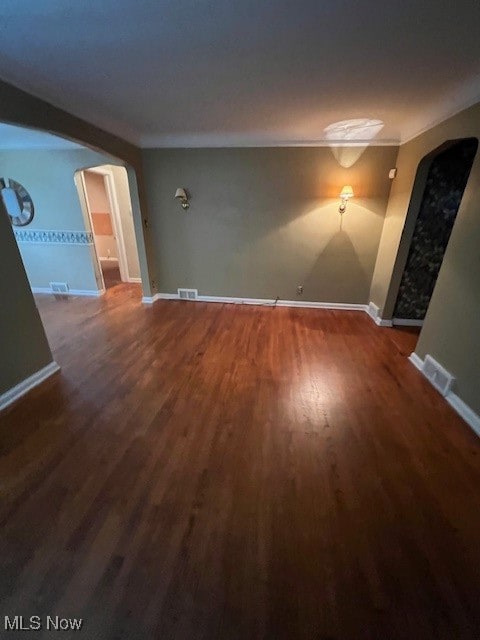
top-left (423, 355), bottom-right (455, 396)
top-left (178, 288), bottom-right (198, 301)
top-left (50, 282), bottom-right (69, 294)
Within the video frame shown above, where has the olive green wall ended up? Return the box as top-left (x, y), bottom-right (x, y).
top-left (142, 146), bottom-right (398, 303)
top-left (370, 102), bottom-right (480, 414)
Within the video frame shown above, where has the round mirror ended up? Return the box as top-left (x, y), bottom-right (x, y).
top-left (0, 178), bottom-right (34, 226)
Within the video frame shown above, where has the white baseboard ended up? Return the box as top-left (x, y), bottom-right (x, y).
top-left (142, 292), bottom-right (177, 304)
top-left (393, 318), bottom-right (424, 327)
top-left (32, 287), bottom-right (105, 297)
top-left (367, 301), bottom-right (393, 327)
top-left (128, 277), bottom-right (142, 284)
top-left (142, 292), bottom-right (367, 311)
top-left (277, 299), bottom-right (366, 310)
top-left (99, 257), bottom-right (119, 262)
top-left (446, 393), bottom-right (480, 438)
top-left (0, 361), bottom-right (60, 412)
top-left (367, 301), bottom-right (379, 320)
top-left (408, 352), bottom-right (424, 372)
top-left (376, 318), bottom-right (393, 327)
top-left (408, 352), bottom-right (480, 437)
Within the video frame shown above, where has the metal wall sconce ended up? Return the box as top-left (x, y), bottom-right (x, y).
top-left (339, 185), bottom-right (354, 214)
top-left (174, 187), bottom-right (190, 210)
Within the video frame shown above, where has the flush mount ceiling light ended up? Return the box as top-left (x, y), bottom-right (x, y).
top-left (324, 118), bottom-right (384, 143)
top-left (324, 119), bottom-right (385, 168)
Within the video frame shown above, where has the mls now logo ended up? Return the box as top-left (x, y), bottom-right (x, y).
top-left (4, 615), bottom-right (83, 631)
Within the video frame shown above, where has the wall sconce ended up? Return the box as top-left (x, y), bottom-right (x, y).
top-left (339, 185), bottom-right (354, 214)
top-left (174, 187), bottom-right (189, 210)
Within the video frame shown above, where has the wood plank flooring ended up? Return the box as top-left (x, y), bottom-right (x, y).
top-left (0, 284), bottom-right (479, 639)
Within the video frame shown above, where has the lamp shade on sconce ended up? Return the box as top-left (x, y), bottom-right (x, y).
top-left (339, 185), bottom-right (354, 199)
top-left (338, 185), bottom-right (354, 214)
top-left (174, 187), bottom-right (190, 209)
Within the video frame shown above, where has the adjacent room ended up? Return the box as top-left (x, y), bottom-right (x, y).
top-left (0, 123), bottom-right (143, 298)
top-left (0, 1), bottom-right (479, 638)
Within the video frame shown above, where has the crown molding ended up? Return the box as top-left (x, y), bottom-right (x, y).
top-left (140, 135), bottom-right (399, 149)
top-left (400, 73), bottom-right (480, 145)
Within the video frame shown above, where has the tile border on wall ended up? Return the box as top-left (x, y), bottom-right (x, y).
top-left (13, 229), bottom-right (94, 245)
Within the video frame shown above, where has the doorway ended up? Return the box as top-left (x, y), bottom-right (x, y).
top-left (392, 138), bottom-right (478, 334)
top-left (78, 165), bottom-right (141, 291)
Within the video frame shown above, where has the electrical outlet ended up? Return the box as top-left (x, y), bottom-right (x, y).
top-left (297, 285), bottom-right (303, 295)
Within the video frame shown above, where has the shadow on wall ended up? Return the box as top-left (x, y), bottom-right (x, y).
top-left (232, 200), bottom-right (375, 302)
top-left (303, 229), bottom-right (370, 303)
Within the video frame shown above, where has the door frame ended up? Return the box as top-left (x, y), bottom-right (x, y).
top-left (80, 166), bottom-right (130, 283)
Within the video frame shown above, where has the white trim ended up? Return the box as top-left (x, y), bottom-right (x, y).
top-left (140, 134), bottom-right (399, 148)
top-left (78, 170), bottom-right (107, 293)
top-left (80, 168), bottom-right (131, 285)
top-left (376, 318), bottom-right (393, 327)
top-left (393, 318), bottom-right (424, 327)
top-left (32, 287), bottom-right (105, 297)
top-left (128, 277), bottom-right (142, 284)
top-left (400, 72), bottom-right (480, 144)
top-left (142, 292), bottom-right (176, 304)
top-left (103, 170), bottom-right (130, 283)
top-left (446, 393), bottom-right (480, 438)
top-left (277, 300), bottom-right (365, 310)
top-left (367, 301), bottom-right (380, 321)
top-left (408, 352), bottom-right (480, 438)
top-left (367, 301), bottom-right (393, 327)
top-left (0, 361), bottom-right (60, 412)
top-left (85, 168), bottom-right (129, 282)
top-left (142, 292), bottom-right (367, 311)
top-left (99, 256), bottom-right (119, 263)
top-left (408, 352), bottom-right (424, 372)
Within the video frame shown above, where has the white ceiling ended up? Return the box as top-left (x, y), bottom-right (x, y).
top-left (1, 0), bottom-right (480, 148)
top-left (0, 123), bottom-right (83, 150)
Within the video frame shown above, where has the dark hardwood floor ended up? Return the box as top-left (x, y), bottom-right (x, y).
top-left (1, 285), bottom-right (479, 639)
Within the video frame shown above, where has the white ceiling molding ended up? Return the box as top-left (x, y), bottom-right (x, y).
top-left (140, 134), bottom-right (400, 148)
top-left (400, 72), bottom-right (480, 144)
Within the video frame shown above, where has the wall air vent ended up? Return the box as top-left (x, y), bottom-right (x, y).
top-left (49, 282), bottom-right (69, 294)
top-left (178, 288), bottom-right (198, 301)
top-left (422, 355), bottom-right (455, 396)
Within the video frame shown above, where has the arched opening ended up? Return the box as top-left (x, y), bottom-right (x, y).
top-left (383, 138), bottom-right (478, 348)
top-left (1, 123), bottom-right (146, 295)
top-left (0, 119), bottom-right (155, 408)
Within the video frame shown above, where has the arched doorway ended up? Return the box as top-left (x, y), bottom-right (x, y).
top-left (391, 138), bottom-right (478, 331)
